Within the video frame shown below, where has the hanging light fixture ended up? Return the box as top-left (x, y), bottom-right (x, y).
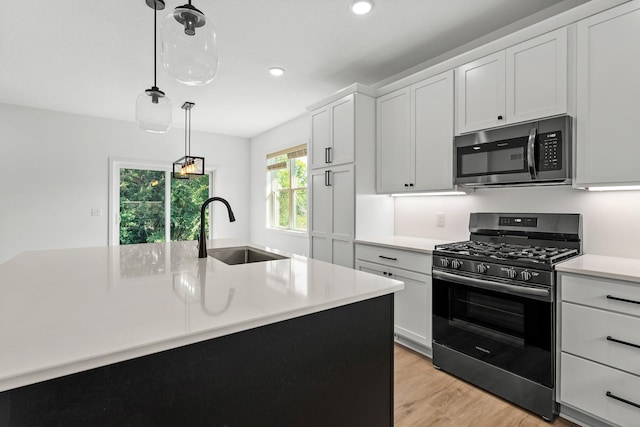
top-left (136, 0), bottom-right (172, 133)
top-left (161, 0), bottom-right (219, 86)
top-left (173, 102), bottom-right (205, 179)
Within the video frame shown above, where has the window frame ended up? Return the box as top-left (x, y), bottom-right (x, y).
top-left (266, 145), bottom-right (308, 233)
top-left (108, 158), bottom-right (215, 246)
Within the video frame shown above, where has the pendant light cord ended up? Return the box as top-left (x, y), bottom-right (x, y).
top-left (153, 5), bottom-right (158, 88)
top-left (184, 108), bottom-right (188, 157)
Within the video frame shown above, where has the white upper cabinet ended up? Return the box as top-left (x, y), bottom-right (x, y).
top-left (506, 29), bottom-right (567, 124)
top-left (456, 28), bottom-right (568, 134)
top-left (377, 70), bottom-right (455, 193)
top-left (575, 1), bottom-right (640, 187)
top-left (376, 88), bottom-right (411, 192)
top-left (309, 94), bottom-right (355, 169)
top-left (456, 51), bottom-right (506, 133)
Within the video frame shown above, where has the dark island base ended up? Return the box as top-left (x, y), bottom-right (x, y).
top-left (1, 295), bottom-right (394, 427)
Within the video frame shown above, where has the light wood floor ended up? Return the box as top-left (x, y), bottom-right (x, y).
top-left (394, 344), bottom-right (578, 427)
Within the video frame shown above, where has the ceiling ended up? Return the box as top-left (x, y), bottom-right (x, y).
top-left (0, 0), bottom-right (588, 139)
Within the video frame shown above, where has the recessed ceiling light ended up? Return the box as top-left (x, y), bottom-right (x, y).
top-left (351, 0), bottom-right (374, 15)
top-left (269, 67), bottom-right (285, 77)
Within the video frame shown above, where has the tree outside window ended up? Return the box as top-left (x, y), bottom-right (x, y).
top-left (267, 145), bottom-right (307, 231)
top-left (119, 167), bottom-right (210, 244)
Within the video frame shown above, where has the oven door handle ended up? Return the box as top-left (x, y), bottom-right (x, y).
top-left (432, 270), bottom-right (551, 300)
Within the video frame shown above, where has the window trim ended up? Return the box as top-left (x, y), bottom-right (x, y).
top-left (108, 158), bottom-right (215, 246)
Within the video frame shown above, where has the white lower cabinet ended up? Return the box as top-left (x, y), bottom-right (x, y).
top-left (355, 243), bottom-right (432, 356)
top-left (559, 273), bottom-right (640, 427)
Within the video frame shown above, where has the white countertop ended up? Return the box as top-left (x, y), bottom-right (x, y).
top-left (0, 240), bottom-right (403, 392)
top-left (355, 235), bottom-right (452, 254)
top-left (557, 254), bottom-right (640, 284)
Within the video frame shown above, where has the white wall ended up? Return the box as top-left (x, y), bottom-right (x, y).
top-left (394, 185), bottom-right (640, 259)
top-left (249, 115), bottom-right (309, 256)
top-left (0, 103), bottom-right (250, 264)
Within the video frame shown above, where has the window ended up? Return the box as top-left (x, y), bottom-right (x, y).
top-left (267, 144), bottom-right (307, 231)
top-left (109, 160), bottom-right (213, 245)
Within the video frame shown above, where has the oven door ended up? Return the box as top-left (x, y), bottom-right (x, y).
top-left (432, 269), bottom-right (554, 387)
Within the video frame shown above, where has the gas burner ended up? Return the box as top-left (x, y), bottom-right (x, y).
top-left (435, 240), bottom-right (578, 266)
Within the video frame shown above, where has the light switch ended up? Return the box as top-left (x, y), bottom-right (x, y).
top-left (436, 212), bottom-right (445, 228)
top-left (91, 208), bottom-right (102, 217)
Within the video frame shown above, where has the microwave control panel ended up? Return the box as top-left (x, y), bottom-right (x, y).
top-left (538, 131), bottom-right (562, 171)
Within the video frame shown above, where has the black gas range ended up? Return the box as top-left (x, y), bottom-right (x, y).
top-left (432, 213), bottom-right (582, 421)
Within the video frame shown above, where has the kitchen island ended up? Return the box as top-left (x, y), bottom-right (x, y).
top-left (0, 240), bottom-right (403, 426)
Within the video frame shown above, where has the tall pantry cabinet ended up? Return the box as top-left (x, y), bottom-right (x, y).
top-left (307, 86), bottom-right (394, 268)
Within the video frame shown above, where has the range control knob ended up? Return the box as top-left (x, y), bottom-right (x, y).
top-left (521, 270), bottom-right (532, 281)
top-left (505, 268), bottom-right (517, 279)
top-left (451, 260), bottom-right (462, 270)
top-left (440, 258), bottom-right (450, 268)
top-left (476, 264), bottom-right (488, 274)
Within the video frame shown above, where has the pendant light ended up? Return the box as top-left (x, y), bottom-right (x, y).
top-left (173, 102), bottom-right (205, 179)
top-left (136, 0), bottom-right (172, 133)
top-left (161, 0), bottom-right (219, 86)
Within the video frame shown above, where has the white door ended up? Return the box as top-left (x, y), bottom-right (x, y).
top-left (575, 2), bottom-right (640, 186)
top-left (330, 164), bottom-right (354, 267)
top-left (376, 88), bottom-right (411, 192)
top-left (309, 106), bottom-right (330, 170)
top-left (412, 71), bottom-right (455, 191)
top-left (309, 168), bottom-right (332, 262)
top-left (506, 28), bottom-right (567, 124)
top-left (330, 95), bottom-right (355, 167)
top-left (456, 51), bottom-right (506, 134)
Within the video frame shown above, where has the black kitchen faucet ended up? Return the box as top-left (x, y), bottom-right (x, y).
top-left (198, 197), bottom-right (236, 258)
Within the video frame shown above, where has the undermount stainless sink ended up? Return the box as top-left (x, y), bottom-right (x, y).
top-left (207, 246), bottom-right (288, 265)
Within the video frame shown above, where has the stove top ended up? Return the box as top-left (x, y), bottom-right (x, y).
top-left (435, 240), bottom-right (579, 266)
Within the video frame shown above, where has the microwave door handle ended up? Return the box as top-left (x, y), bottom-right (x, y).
top-left (527, 126), bottom-right (538, 179)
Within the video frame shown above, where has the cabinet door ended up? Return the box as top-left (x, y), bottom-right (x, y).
top-left (376, 88), bottom-right (411, 193)
top-left (309, 106), bottom-right (330, 170)
top-left (309, 165), bottom-right (354, 267)
top-left (355, 260), bottom-right (432, 349)
top-left (330, 164), bottom-right (355, 268)
top-left (390, 267), bottom-right (432, 348)
top-left (309, 169), bottom-right (332, 262)
top-left (575, 2), bottom-right (640, 186)
top-left (506, 28), bottom-right (567, 124)
top-left (330, 95), bottom-right (355, 167)
top-left (412, 71), bottom-right (455, 191)
top-left (456, 51), bottom-right (506, 134)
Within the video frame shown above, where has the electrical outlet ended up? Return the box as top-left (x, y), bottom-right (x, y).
top-left (91, 208), bottom-right (102, 217)
top-left (436, 212), bottom-right (445, 228)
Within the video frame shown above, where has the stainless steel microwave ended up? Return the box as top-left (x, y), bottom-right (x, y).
top-left (454, 115), bottom-right (571, 187)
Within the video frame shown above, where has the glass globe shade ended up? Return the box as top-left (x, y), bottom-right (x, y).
top-left (161, 6), bottom-right (219, 86)
top-left (135, 89), bottom-right (172, 133)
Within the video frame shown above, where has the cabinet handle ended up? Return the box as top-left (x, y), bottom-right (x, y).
top-left (497, 115), bottom-right (503, 120)
top-left (409, 183), bottom-right (414, 187)
top-left (606, 295), bottom-right (640, 305)
top-left (606, 336), bottom-right (640, 350)
top-left (404, 183), bottom-right (409, 187)
top-left (324, 147), bottom-right (332, 164)
top-left (606, 391), bottom-right (640, 410)
top-left (379, 255), bottom-right (398, 261)
top-left (324, 170), bottom-right (332, 187)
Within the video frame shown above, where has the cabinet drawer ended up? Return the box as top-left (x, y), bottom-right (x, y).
top-left (562, 303), bottom-right (640, 375)
top-left (561, 353), bottom-right (640, 427)
top-left (355, 244), bottom-right (431, 274)
top-left (561, 274), bottom-right (640, 318)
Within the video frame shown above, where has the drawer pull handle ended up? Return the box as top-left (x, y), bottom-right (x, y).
top-left (606, 336), bottom-right (640, 349)
top-left (606, 295), bottom-right (640, 305)
top-left (379, 255), bottom-right (398, 261)
top-left (606, 391), bottom-right (640, 410)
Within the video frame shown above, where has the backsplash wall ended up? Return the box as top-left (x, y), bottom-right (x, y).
top-left (394, 185), bottom-right (640, 259)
